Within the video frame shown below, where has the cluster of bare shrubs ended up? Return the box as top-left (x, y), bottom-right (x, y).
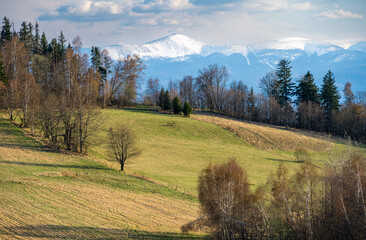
top-left (187, 147), bottom-right (366, 239)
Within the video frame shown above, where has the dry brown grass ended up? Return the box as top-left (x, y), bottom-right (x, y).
top-left (192, 113), bottom-right (332, 151)
top-left (0, 117), bottom-right (203, 239)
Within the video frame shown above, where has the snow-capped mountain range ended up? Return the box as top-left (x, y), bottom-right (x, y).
top-left (93, 34), bottom-right (366, 92)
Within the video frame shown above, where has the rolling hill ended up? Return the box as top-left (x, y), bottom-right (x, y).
top-left (0, 108), bottom-right (350, 239)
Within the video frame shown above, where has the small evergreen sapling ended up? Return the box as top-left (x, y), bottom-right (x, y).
top-left (183, 102), bottom-right (192, 117)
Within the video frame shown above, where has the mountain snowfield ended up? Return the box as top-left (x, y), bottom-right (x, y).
top-left (95, 34), bottom-right (366, 92)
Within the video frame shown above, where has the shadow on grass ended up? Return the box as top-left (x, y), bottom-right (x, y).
top-left (265, 158), bottom-right (299, 164)
top-left (0, 225), bottom-right (205, 239)
top-left (0, 161), bottom-right (109, 170)
top-left (0, 119), bottom-right (49, 152)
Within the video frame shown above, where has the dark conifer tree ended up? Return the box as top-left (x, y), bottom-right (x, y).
top-left (158, 87), bottom-right (165, 108)
top-left (320, 70), bottom-right (340, 113)
top-left (40, 32), bottom-right (48, 55)
top-left (182, 102), bottom-right (192, 117)
top-left (19, 21), bottom-right (28, 42)
top-left (172, 96), bottom-right (182, 114)
top-left (247, 87), bottom-right (257, 120)
top-left (163, 90), bottom-right (171, 111)
top-left (58, 31), bottom-right (66, 56)
top-left (295, 71), bottom-right (319, 104)
top-left (1, 17), bottom-right (12, 43)
top-left (33, 22), bottom-right (40, 54)
top-left (91, 46), bottom-right (101, 70)
top-left (276, 59), bottom-right (294, 106)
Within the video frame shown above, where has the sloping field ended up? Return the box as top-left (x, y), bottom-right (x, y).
top-left (0, 118), bottom-right (203, 239)
top-left (192, 112), bottom-right (332, 151)
top-left (91, 108), bottom-right (330, 195)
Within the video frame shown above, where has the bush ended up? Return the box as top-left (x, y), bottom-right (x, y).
top-left (197, 158), bottom-right (268, 239)
top-left (294, 147), bottom-right (310, 163)
top-left (182, 102), bottom-right (192, 117)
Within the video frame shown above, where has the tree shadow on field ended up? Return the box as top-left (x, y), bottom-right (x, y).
top-left (0, 161), bottom-right (109, 170)
top-left (0, 225), bottom-right (205, 239)
top-left (0, 119), bottom-right (50, 152)
top-left (265, 158), bottom-right (299, 164)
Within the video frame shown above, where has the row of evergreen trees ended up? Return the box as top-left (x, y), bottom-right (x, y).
top-left (157, 88), bottom-right (192, 116)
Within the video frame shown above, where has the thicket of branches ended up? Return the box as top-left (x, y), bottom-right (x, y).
top-left (0, 17), bottom-right (145, 152)
top-left (186, 148), bottom-right (366, 239)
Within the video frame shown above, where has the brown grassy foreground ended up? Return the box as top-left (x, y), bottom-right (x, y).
top-left (192, 112), bottom-right (332, 151)
top-left (0, 117), bottom-right (203, 239)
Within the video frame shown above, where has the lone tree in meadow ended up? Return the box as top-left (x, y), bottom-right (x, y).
top-left (109, 124), bottom-right (141, 171)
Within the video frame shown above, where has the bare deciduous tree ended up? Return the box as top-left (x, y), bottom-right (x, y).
top-left (109, 124), bottom-right (141, 171)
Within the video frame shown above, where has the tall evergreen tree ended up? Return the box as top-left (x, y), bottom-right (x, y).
top-left (1, 17), bottom-right (11, 43)
top-left (40, 32), bottom-right (48, 55)
top-left (163, 90), bottom-right (171, 111)
top-left (247, 87), bottom-right (257, 120)
top-left (158, 87), bottom-right (165, 108)
top-left (58, 31), bottom-right (66, 56)
top-left (33, 22), bottom-right (40, 54)
top-left (295, 71), bottom-right (319, 104)
top-left (91, 46), bottom-right (101, 70)
top-left (276, 59), bottom-right (294, 106)
top-left (320, 70), bottom-right (340, 113)
top-left (19, 21), bottom-right (28, 42)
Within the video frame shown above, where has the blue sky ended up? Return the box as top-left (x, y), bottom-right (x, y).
top-left (1, 0), bottom-right (365, 47)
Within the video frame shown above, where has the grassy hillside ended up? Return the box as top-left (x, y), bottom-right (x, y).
top-left (0, 117), bottom-right (203, 239)
top-left (0, 107), bottom-right (343, 239)
top-left (91, 108), bottom-right (331, 195)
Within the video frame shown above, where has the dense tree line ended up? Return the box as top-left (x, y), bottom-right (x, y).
top-left (0, 17), bottom-right (146, 152)
top-left (144, 61), bottom-right (366, 143)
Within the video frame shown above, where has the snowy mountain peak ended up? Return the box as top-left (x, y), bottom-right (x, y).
top-left (104, 34), bottom-right (204, 60)
top-left (102, 34), bottom-right (365, 62)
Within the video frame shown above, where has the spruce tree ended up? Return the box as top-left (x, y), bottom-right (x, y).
top-left (33, 22), bottom-right (40, 54)
top-left (247, 87), bottom-right (257, 120)
top-left (320, 70), bottom-right (340, 113)
top-left (1, 17), bottom-right (11, 43)
top-left (158, 88), bottom-right (165, 108)
top-left (295, 71), bottom-right (319, 104)
top-left (40, 32), bottom-right (48, 55)
top-left (182, 102), bottom-right (192, 117)
top-left (276, 59), bottom-right (294, 106)
top-left (58, 31), bottom-right (66, 56)
top-left (163, 90), bottom-right (171, 111)
top-left (19, 21), bottom-right (28, 42)
top-left (172, 96), bottom-right (182, 114)
top-left (91, 46), bottom-right (101, 70)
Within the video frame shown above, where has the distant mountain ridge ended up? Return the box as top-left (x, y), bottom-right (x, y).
top-left (91, 34), bottom-right (366, 92)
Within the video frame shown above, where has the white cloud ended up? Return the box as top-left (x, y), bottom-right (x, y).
top-left (244, 0), bottom-right (289, 12)
top-left (67, 0), bottom-right (126, 15)
top-left (138, 0), bottom-right (194, 11)
top-left (313, 9), bottom-right (363, 20)
top-left (161, 18), bottom-right (180, 25)
top-left (291, 2), bottom-right (314, 11)
top-left (243, 0), bottom-right (314, 13)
